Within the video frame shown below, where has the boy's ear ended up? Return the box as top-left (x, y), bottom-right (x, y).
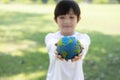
top-left (77, 16), bottom-right (81, 23)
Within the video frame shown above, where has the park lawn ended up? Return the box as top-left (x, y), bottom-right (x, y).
top-left (0, 4), bottom-right (120, 80)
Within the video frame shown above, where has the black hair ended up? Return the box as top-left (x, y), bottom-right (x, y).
top-left (54, 0), bottom-right (81, 21)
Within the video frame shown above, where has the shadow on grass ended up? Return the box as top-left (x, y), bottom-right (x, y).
top-left (84, 31), bottom-right (120, 80)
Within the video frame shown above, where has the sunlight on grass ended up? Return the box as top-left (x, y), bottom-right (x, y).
top-left (77, 4), bottom-right (120, 35)
top-left (0, 71), bottom-right (46, 80)
top-left (0, 4), bottom-right (119, 35)
top-left (12, 51), bottom-right (23, 56)
top-left (0, 40), bottom-right (37, 54)
top-left (27, 71), bottom-right (46, 80)
top-left (38, 47), bottom-right (47, 53)
top-left (0, 4), bottom-right (55, 14)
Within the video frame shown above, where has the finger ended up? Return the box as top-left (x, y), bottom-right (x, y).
top-left (54, 50), bottom-right (58, 55)
top-left (72, 58), bottom-right (78, 62)
top-left (75, 56), bottom-right (81, 59)
top-left (56, 55), bottom-right (61, 58)
top-left (60, 58), bottom-right (65, 61)
top-left (56, 55), bottom-right (65, 61)
top-left (54, 50), bottom-right (65, 61)
top-left (72, 56), bottom-right (81, 62)
top-left (55, 51), bottom-right (63, 59)
top-left (77, 55), bottom-right (82, 59)
top-left (56, 55), bottom-right (63, 59)
top-left (78, 53), bottom-right (83, 57)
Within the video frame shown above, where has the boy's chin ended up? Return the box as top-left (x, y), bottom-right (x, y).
top-left (61, 31), bottom-right (74, 36)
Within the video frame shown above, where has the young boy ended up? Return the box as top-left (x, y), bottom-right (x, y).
top-left (45, 0), bottom-right (90, 80)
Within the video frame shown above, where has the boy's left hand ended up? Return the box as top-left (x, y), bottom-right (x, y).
top-left (71, 54), bottom-right (82, 62)
top-left (71, 47), bottom-right (84, 62)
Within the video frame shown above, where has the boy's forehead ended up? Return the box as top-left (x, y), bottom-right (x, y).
top-left (65, 9), bottom-right (76, 15)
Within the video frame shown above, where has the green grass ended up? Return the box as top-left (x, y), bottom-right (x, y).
top-left (0, 4), bottom-right (120, 80)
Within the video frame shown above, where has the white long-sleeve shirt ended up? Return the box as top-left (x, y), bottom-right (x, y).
top-left (45, 31), bottom-right (90, 80)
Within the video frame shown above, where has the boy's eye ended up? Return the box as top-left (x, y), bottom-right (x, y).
top-left (59, 16), bottom-right (65, 19)
top-left (70, 16), bottom-right (75, 19)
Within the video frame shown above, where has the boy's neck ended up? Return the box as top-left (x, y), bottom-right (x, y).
top-left (60, 32), bottom-right (75, 36)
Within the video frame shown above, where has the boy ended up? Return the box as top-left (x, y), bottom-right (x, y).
top-left (45, 0), bottom-right (90, 80)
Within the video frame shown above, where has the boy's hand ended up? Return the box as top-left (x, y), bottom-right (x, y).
top-left (55, 50), bottom-right (65, 61)
top-left (55, 50), bottom-right (83, 62)
top-left (71, 54), bottom-right (82, 62)
top-left (55, 43), bottom-right (65, 61)
top-left (72, 47), bottom-right (84, 62)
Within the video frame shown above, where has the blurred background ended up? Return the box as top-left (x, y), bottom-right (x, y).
top-left (0, 0), bottom-right (120, 4)
top-left (0, 0), bottom-right (120, 80)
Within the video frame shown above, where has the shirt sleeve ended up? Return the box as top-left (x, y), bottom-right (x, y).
top-left (80, 34), bottom-right (91, 60)
top-left (45, 33), bottom-right (57, 60)
top-left (45, 33), bottom-right (53, 51)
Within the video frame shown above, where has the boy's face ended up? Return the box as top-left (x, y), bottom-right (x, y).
top-left (56, 9), bottom-right (80, 36)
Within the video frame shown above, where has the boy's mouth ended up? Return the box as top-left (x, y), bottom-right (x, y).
top-left (62, 25), bottom-right (71, 28)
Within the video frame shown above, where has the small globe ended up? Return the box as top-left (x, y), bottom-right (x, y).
top-left (56, 36), bottom-right (82, 60)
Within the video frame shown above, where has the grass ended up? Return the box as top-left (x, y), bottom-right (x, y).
top-left (0, 3), bottom-right (120, 80)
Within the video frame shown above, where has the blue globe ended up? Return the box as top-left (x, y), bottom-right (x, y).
top-left (56, 36), bottom-right (82, 60)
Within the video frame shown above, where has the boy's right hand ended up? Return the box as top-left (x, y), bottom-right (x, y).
top-left (54, 50), bottom-right (65, 61)
top-left (55, 43), bottom-right (65, 61)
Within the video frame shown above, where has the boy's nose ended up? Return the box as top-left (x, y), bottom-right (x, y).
top-left (63, 19), bottom-right (70, 24)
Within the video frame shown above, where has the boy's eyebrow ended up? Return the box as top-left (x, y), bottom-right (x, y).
top-left (67, 13), bottom-right (77, 15)
top-left (59, 14), bottom-right (76, 16)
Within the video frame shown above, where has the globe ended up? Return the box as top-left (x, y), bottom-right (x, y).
top-left (56, 36), bottom-right (82, 60)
